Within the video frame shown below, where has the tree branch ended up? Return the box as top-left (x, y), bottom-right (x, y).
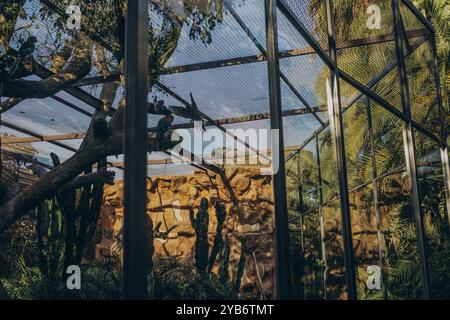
top-left (63, 171), bottom-right (116, 190)
top-left (2, 37), bottom-right (92, 98)
top-left (0, 2), bottom-right (198, 233)
top-left (0, 129), bottom-right (180, 232)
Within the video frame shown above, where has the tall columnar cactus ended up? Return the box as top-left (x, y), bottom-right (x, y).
top-left (33, 153), bottom-right (110, 280)
top-left (219, 236), bottom-right (230, 285)
top-left (190, 198), bottom-right (210, 273)
top-left (35, 197), bottom-right (65, 280)
top-left (217, 234), bottom-right (247, 297)
top-left (233, 237), bottom-right (247, 297)
top-left (75, 158), bottom-right (107, 265)
top-left (207, 200), bottom-right (226, 273)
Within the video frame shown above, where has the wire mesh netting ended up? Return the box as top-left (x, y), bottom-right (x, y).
top-left (0, 0), bottom-right (447, 301)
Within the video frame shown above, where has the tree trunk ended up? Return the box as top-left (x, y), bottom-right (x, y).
top-left (0, 134), bottom-right (116, 232)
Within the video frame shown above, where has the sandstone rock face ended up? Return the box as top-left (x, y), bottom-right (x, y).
top-left (97, 167), bottom-right (275, 299)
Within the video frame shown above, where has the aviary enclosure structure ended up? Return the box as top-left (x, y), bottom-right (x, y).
top-left (0, 0), bottom-right (448, 300)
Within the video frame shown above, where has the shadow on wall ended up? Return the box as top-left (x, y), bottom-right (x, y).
top-left (98, 167), bottom-right (276, 299)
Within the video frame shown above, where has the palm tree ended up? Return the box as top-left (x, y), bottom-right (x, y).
top-left (414, 0), bottom-right (449, 104)
top-left (291, 0), bottom-right (450, 300)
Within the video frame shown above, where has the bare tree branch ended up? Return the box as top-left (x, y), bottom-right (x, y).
top-left (2, 37), bottom-right (93, 98)
top-left (63, 170), bottom-right (116, 190)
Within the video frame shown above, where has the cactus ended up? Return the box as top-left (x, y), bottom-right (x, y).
top-left (188, 198), bottom-right (247, 296)
top-left (73, 158), bottom-right (107, 265)
top-left (35, 197), bottom-right (65, 280)
top-left (207, 200), bottom-right (226, 273)
top-left (219, 236), bottom-right (230, 285)
top-left (146, 214), bottom-right (154, 271)
top-left (216, 234), bottom-right (247, 297)
top-left (233, 237), bottom-right (247, 297)
top-left (35, 204), bottom-right (48, 275)
top-left (50, 153), bottom-right (77, 271)
top-left (86, 157), bottom-right (107, 242)
top-left (190, 198), bottom-right (210, 273)
top-left (33, 155), bottom-right (111, 280)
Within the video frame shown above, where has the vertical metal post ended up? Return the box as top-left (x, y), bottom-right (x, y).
top-left (431, 38), bottom-right (445, 145)
top-left (366, 97), bottom-right (388, 299)
top-left (297, 153), bottom-right (304, 216)
top-left (122, 0), bottom-right (149, 300)
top-left (295, 153), bottom-right (305, 300)
top-left (430, 35), bottom-right (450, 230)
top-left (391, 0), bottom-right (430, 299)
top-left (441, 148), bottom-right (450, 229)
top-left (297, 151), bottom-right (305, 268)
top-left (265, 0), bottom-right (292, 299)
top-left (324, 0), bottom-right (357, 300)
top-left (315, 134), bottom-right (327, 299)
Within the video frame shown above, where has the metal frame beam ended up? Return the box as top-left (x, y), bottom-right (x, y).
top-left (122, 0), bottom-right (149, 300)
top-left (0, 132), bottom-right (86, 145)
top-left (63, 28), bottom-right (427, 85)
top-left (392, 0), bottom-right (430, 299)
top-left (265, 0), bottom-right (292, 299)
top-left (279, 0), bottom-right (444, 153)
top-left (314, 133), bottom-right (327, 299)
top-left (324, 0), bottom-right (357, 300)
top-left (285, 33), bottom-right (437, 164)
top-left (153, 80), bottom-right (273, 165)
top-left (401, 0), bottom-right (435, 33)
top-left (1, 120), bottom-right (78, 153)
top-left (223, 2), bottom-right (326, 127)
top-left (366, 97), bottom-right (388, 299)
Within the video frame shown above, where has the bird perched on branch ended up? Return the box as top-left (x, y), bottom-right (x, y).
top-left (9, 36), bottom-right (37, 78)
top-left (168, 93), bottom-right (202, 121)
top-left (156, 113), bottom-right (175, 149)
top-left (148, 97), bottom-right (171, 115)
top-left (168, 93), bottom-right (206, 131)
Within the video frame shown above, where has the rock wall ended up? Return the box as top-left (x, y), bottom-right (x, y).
top-left (97, 167), bottom-right (275, 299)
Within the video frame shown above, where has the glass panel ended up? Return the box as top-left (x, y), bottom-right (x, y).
top-left (289, 210), bottom-right (304, 299)
top-left (286, 153), bottom-right (306, 299)
top-left (279, 52), bottom-right (330, 124)
top-left (338, 44), bottom-right (403, 113)
top-left (415, 131), bottom-right (450, 299)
